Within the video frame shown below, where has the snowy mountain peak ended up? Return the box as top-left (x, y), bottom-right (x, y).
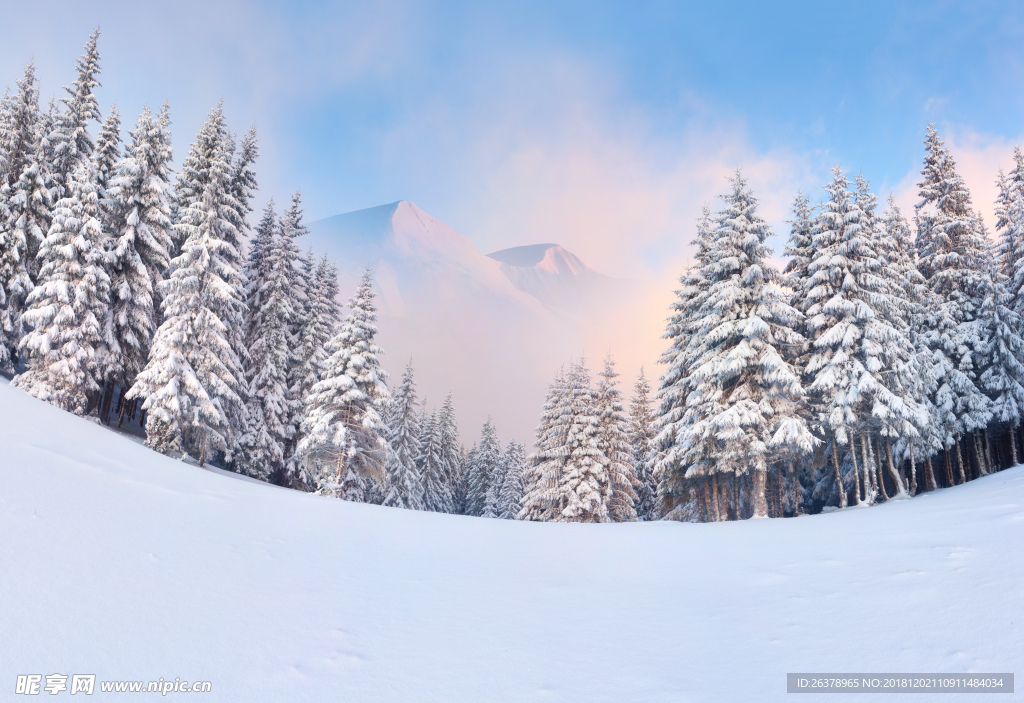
top-left (488, 243), bottom-right (592, 277)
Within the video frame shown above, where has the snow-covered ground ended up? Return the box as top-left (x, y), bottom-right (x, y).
top-left (2, 380), bottom-right (1022, 702)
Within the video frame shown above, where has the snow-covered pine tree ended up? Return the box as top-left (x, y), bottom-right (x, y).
top-left (653, 207), bottom-right (717, 518)
top-left (126, 106), bottom-right (246, 466)
top-left (93, 105), bottom-right (121, 227)
top-left (48, 28), bottom-right (102, 204)
top-left (496, 439), bottom-right (528, 519)
top-left (667, 173), bottom-right (810, 519)
top-left (236, 201), bottom-right (295, 481)
top-left (104, 105), bottom-right (175, 395)
top-left (227, 127), bottom-right (258, 257)
top-left (628, 367), bottom-right (658, 520)
top-left (0, 62), bottom-right (47, 369)
top-left (595, 354), bottom-right (638, 521)
top-left (417, 409), bottom-right (449, 512)
top-left (914, 125), bottom-right (994, 484)
top-left (783, 192), bottom-right (816, 316)
top-left (519, 367), bottom-right (569, 521)
top-left (437, 392), bottom-right (462, 514)
top-left (12, 163), bottom-right (110, 414)
top-left (469, 417), bottom-right (502, 517)
top-left (382, 360), bottom-right (424, 510)
top-left (803, 168), bottom-right (915, 506)
top-left (553, 359), bottom-right (611, 522)
top-left (295, 269), bottom-right (389, 497)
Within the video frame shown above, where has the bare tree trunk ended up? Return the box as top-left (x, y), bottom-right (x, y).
top-left (832, 442), bottom-right (847, 509)
top-left (955, 440), bottom-right (966, 484)
top-left (1008, 427), bottom-right (1018, 468)
top-left (873, 435), bottom-right (889, 500)
top-left (925, 456), bottom-right (937, 489)
top-left (776, 466), bottom-right (783, 518)
top-left (789, 461), bottom-right (798, 516)
top-left (885, 442), bottom-right (907, 496)
top-left (974, 431), bottom-right (989, 476)
top-left (908, 440), bottom-right (917, 496)
top-left (731, 473), bottom-right (740, 520)
top-left (198, 431), bottom-right (208, 468)
top-left (850, 435), bottom-right (862, 504)
top-left (943, 450), bottom-right (954, 487)
top-left (752, 468), bottom-right (768, 518)
top-left (860, 434), bottom-right (876, 505)
top-left (709, 475), bottom-right (721, 522)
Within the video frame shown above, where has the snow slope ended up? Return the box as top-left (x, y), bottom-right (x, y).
top-left (2, 381), bottom-right (1022, 702)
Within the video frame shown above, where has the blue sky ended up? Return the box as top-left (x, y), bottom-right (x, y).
top-left (4, 1), bottom-right (1024, 276)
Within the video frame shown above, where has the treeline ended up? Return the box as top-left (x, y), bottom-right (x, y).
top-left (0, 30), bottom-right (532, 515)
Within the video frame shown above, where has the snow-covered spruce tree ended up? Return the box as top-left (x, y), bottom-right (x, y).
top-left (662, 173), bottom-right (811, 519)
top-left (803, 169), bottom-right (917, 507)
top-left (228, 127), bottom-right (258, 254)
top-left (12, 164), bottom-right (110, 414)
top-left (998, 147), bottom-right (1024, 312)
top-left (468, 417), bottom-right (502, 517)
top-left (628, 367), bottom-right (658, 520)
top-left (417, 409), bottom-right (449, 512)
top-left (595, 354), bottom-right (638, 521)
top-left (382, 360), bottom-right (424, 510)
top-left (783, 192), bottom-right (816, 317)
top-left (519, 367), bottom-right (569, 521)
top-left (914, 125), bottom-right (994, 484)
top-left (653, 206), bottom-right (720, 518)
top-left (236, 201), bottom-right (297, 481)
top-left (48, 28), bottom-right (102, 204)
top-left (438, 392), bottom-right (462, 513)
top-left (0, 62), bottom-right (48, 369)
top-left (93, 104), bottom-right (121, 227)
top-left (125, 107), bottom-right (247, 466)
top-left (104, 105), bottom-right (174, 396)
top-left (554, 360), bottom-right (611, 522)
top-left (496, 439), bottom-right (528, 519)
top-left (295, 269), bottom-right (389, 499)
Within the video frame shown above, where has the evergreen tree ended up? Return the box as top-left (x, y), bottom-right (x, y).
top-left (783, 191), bottom-right (815, 316)
top-left (49, 28), bottom-right (102, 203)
top-left (0, 62), bottom-right (47, 369)
top-left (496, 439), bottom-right (528, 519)
top-left (237, 202), bottom-right (295, 480)
top-left (595, 354), bottom-right (638, 521)
top-left (104, 105), bottom-right (174, 392)
top-left (382, 361), bottom-right (425, 510)
top-left (468, 417), bottom-right (502, 517)
top-left (93, 104), bottom-right (121, 225)
top-left (296, 269), bottom-right (389, 497)
top-left (126, 107), bottom-right (246, 465)
top-left (417, 409), bottom-right (449, 512)
top-left (914, 125), bottom-right (993, 483)
top-left (628, 367), bottom-right (658, 520)
top-left (437, 392), bottom-right (462, 513)
top-left (519, 368), bottom-right (568, 521)
top-left (12, 164), bottom-right (110, 414)
top-left (660, 173), bottom-right (810, 519)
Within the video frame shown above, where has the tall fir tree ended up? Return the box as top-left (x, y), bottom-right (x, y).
top-left (382, 361), bottom-right (425, 510)
top-left (437, 392), bottom-right (462, 514)
top-left (519, 368), bottom-right (569, 521)
top-left (126, 106), bottom-right (246, 465)
top-left (296, 269), bottom-right (389, 497)
top-left (93, 104), bottom-right (121, 226)
top-left (468, 417), bottom-right (502, 517)
top-left (12, 164), bottom-right (110, 414)
top-left (628, 367), bottom-right (658, 520)
top-left (417, 409), bottom-right (449, 512)
top-left (0, 62), bottom-right (47, 369)
top-left (49, 28), bottom-right (102, 204)
top-left (105, 105), bottom-right (174, 393)
top-left (496, 439), bottom-right (528, 519)
top-left (595, 354), bottom-right (638, 521)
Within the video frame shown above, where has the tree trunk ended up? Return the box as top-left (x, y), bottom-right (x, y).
top-left (1008, 427), bottom-right (1018, 468)
top-left (710, 475), bottom-right (721, 522)
top-left (198, 431), bottom-right (208, 468)
top-left (885, 442), bottom-right (907, 496)
top-left (974, 432), bottom-right (989, 476)
top-left (850, 435), bottom-right (862, 504)
top-left (908, 441), bottom-right (917, 496)
top-left (943, 450), bottom-right (954, 487)
top-left (789, 462), bottom-right (798, 516)
top-left (925, 455), bottom-right (937, 491)
top-left (731, 473), bottom-right (740, 520)
top-left (831, 442), bottom-right (847, 509)
top-left (776, 467), bottom-right (783, 518)
top-left (955, 440), bottom-right (966, 484)
top-left (752, 468), bottom-right (768, 518)
top-left (860, 434), bottom-right (876, 505)
top-left (872, 435), bottom-right (889, 501)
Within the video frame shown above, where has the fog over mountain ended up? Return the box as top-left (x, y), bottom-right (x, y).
top-left (307, 201), bottom-right (649, 444)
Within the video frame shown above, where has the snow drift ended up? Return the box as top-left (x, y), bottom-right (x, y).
top-left (2, 380), bottom-right (1022, 701)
